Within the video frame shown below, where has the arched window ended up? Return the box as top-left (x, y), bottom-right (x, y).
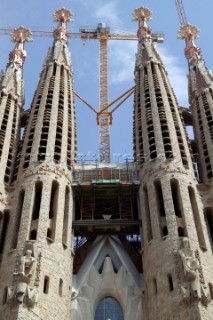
top-left (95, 297), bottom-right (124, 320)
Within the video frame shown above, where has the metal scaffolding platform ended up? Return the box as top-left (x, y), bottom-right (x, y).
top-left (72, 162), bottom-right (141, 236)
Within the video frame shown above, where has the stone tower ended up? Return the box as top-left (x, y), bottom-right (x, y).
top-left (0, 8), bottom-right (76, 320)
top-left (133, 6), bottom-right (213, 320)
top-left (0, 28), bottom-right (31, 265)
top-left (178, 23), bottom-right (213, 183)
top-left (0, 25), bottom-right (31, 295)
top-left (1, 4), bottom-right (213, 320)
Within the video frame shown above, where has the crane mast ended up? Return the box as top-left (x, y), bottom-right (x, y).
top-left (175, 0), bottom-right (188, 25)
top-left (99, 31), bottom-right (110, 162)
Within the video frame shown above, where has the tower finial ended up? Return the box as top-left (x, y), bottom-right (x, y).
top-left (53, 8), bottom-right (73, 43)
top-left (132, 7), bottom-right (152, 41)
top-left (178, 24), bottom-right (202, 63)
top-left (9, 26), bottom-right (32, 68)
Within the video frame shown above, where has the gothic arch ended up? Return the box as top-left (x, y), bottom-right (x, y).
top-left (94, 296), bottom-right (124, 320)
top-left (71, 236), bottom-right (144, 320)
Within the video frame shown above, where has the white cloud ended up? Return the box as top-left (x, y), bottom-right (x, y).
top-left (108, 42), bottom-right (188, 106)
top-left (94, 2), bottom-right (121, 27)
top-left (109, 41), bottom-right (137, 84)
top-left (158, 47), bottom-right (188, 107)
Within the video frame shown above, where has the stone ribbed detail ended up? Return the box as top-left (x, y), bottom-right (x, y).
top-left (15, 43), bottom-right (76, 179)
top-left (133, 8), bottom-right (213, 320)
top-left (179, 24), bottom-right (213, 182)
top-left (0, 11), bottom-right (75, 320)
top-left (133, 39), bottom-right (193, 171)
top-left (189, 64), bottom-right (213, 181)
top-left (0, 27), bottom-right (30, 189)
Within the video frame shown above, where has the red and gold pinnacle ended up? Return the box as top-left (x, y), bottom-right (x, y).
top-left (178, 24), bottom-right (202, 62)
top-left (9, 27), bottom-right (32, 68)
top-left (132, 7), bottom-right (152, 41)
top-left (53, 8), bottom-right (73, 43)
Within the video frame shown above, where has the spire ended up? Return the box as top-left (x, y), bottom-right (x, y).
top-left (0, 26), bottom-right (31, 100)
top-left (53, 8), bottom-right (73, 44)
top-left (178, 24), bottom-right (202, 64)
top-left (134, 6), bottom-right (213, 320)
top-left (178, 20), bottom-right (213, 182)
top-left (0, 27), bottom-right (31, 187)
top-left (0, 10), bottom-right (76, 318)
top-left (9, 26), bottom-right (32, 69)
top-left (133, 6), bottom-right (194, 169)
top-left (15, 7), bottom-right (77, 179)
top-left (132, 7), bottom-right (152, 42)
top-left (178, 22), bottom-right (213, 94)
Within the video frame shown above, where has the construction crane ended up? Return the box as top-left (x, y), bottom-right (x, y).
top-left (76, 22), bottom-right (139, 163)
top-left (70, 23), bottom-right (163, 163)
top-left (175, 0), bottom-right (188, 25)
top-left (0, 12), bottom-right (164, 163)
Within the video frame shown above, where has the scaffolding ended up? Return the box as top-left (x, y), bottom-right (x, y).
top-left (72, 162), bottom-right (141, 236)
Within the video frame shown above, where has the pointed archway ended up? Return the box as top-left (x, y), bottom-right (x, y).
top-left (95, 296), bottom-right (124, 320)
top-left (71, 236), bottom-right (145, 320)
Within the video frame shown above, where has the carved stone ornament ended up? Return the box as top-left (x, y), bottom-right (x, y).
top-left (179, 237), bottom-right (210, 306)
top-left (53, 8), bottom-right (73, 44)
top-left (133, 7), bottom-right (152, 42)
top-left (13, 241), bottom-right (36, 283)
top-left (9, 27), bottom-right (32, 69)
top-left (7, 241), bottom-right (39, 308)
top-left (7, 283), bottom-right (38, 308)
top-left (178, 24), bottom-right (202, 64)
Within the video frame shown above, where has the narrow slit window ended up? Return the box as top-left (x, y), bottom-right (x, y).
top-left (48, 181), bottom-right (59, 241)
top-left (204, 207), bottom-right (213, 246)
top-left (11, 189), bottom-right (25, 249)
top-left (62, 186), bottom-right (70, 247)
top-left (209, 283), bottom-right (213, 300)
top-left (168, 274), bottom-right (174, 291)
top-left (188, 186), bottom-right (206, 250)
top-left (32, 181), bottom-right (43, 220)
top-left (178, 227), bottom-right (185, 237)
top-left (143, 186), bottom-right (153, 242)
top-left (0, 212), bottom-right (2, 242)
top-left (47, 228), bottom-right (52, 239)
top-left (29, 229), bottom-right (37, 240)
top-left (0, 211), bottom-right (10, 259)
top-left (2, 287), bottom-right (7, 305)
top-left (153, 278), bottom-right (158, 295)
top-left (53, 63), bottom-right (57, 76)
top-left (59, 279), bottom-right (63, 297)
top-left (49, 181), bottom-right (58, 219)
top-left (43, 276), bottom-right (49, 294)
top-left (154, 179), bottom-right (166, 217)
top-left (170, 179), bottom-right (182, 217)
top-left (162, 226), bottom-right (168, 237)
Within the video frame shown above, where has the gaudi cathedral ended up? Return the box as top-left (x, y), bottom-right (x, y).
top-left (1, 5), bottom-right (213, 320)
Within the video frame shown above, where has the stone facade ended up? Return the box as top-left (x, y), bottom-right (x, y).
top-left (132, 7), bottom-right (213, 320)
top-left (1, 5), bottom-right (213, 320)
top-left (0, 9), bottom-right (75, 320)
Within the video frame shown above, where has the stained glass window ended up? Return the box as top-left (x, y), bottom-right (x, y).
top-left (95, 297), bottom-right (124, 320)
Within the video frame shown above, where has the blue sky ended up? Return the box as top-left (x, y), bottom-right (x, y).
top-left (0, 0), bottom-right (213, 163)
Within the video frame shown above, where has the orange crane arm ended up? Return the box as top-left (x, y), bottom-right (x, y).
top-left (0, 28), bottom-right (163, 42)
